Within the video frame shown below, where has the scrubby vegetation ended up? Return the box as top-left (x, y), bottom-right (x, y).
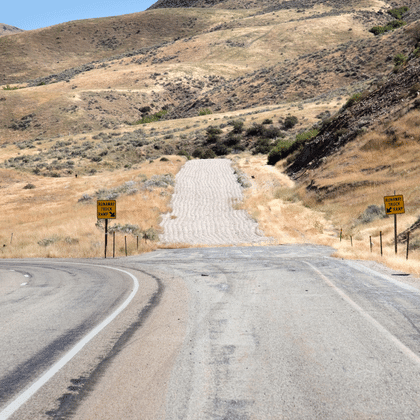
top-left (387, 6), bottom-right (409, 20)
top-left (133, 109), bottom-right (168, 125)
top-left (369, 19), bottom-right (406, 36)
top-left (267, 128), bottom-right (319, 166)
top-left (198, 108), bottom-right (212, 116)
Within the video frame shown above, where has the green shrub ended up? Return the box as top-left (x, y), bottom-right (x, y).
top-left (192, 147), bottom-right (216, 159)
top-left (246, 123), bottom-right (265, 137)
top-left (212, 142), bottom-right (229, 156)
top-left (177, 150), bottom-right (191, 159)
top-left (224, 133), bottom-right (241, 147)
top-left (296, 129), bottom-right (319, 142)
top-left (198, 108), bottom-right (212, 116)
top-left (393, 53), bottom-right (408, 66)
top-left (267, 127), bottom-right (319, 166)
top-left (228, 120), bottom-right (244, 134)
top-left (252, 138), bottom-right (275, 155)
top-left (205, 125), bottom-right (222, 143)
top-left (369, 19), bottom-right (406, 35)
top-left (264, 126), bottom-right (282, 139)
top-left (283, 116), bottom-right (298, 130)
top-left (369, 26), bottom-right (386, 35)
top-left (387, 6), bottom-right (408, 20)
top-left (202, 148), bottom-right (216, 159)
top-left (267, 139), bottom-right (294, 165)
top-left (246, 124), bottom-right (282, 138)
top-left (133, 109), bottom-right (167, 125)
top-left (262, 118), bottom-right (273, 125)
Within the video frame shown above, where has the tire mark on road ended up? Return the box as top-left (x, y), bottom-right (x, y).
top-left (44, 267), bottom-right (164, 419)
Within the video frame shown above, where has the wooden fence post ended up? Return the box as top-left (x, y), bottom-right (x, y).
top-left (380, 231), bottom-right (383, 257)
top-left (406, 232), bottom-right (410, 260)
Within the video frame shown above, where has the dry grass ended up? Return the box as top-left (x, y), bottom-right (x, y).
top-left (234, 147), bottom-right (420, 283)
top-left (0, 156), bottom-right (186, 258)
top-left (232, 154), bottom-right (337, 244)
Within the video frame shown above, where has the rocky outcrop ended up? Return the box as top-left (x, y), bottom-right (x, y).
top-left (148, 0), bottom-right (226, 9)
top-left (286, 58), bottom-right (420, 177)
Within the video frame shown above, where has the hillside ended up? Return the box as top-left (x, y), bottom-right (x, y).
top-left (0, 0), bottom-right (405, 144)
top-left (0, 24), bottom-right (23, 36)
top-left (1, 0), bottom-right (420, 263)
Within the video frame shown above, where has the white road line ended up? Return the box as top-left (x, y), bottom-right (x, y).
top-left (306, 262), bottom-right (420, 368)
top-left (0, 265), bottom-right (139, 420)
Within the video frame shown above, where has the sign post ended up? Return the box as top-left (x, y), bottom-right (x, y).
top-left (384, 194), bottom-right (405, 254)
top-left (97, 200), bottom-right (117, 258)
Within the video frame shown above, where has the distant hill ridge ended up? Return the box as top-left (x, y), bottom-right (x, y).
top-left (0, 23), bottom-right (24, 36)
top-left (148, 0), bottom-right (226, 9)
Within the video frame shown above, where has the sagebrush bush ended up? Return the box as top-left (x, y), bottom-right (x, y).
top-left (283, 116), bottom-right (298, 130)
top-left (387, 6), bottom-right (408, 20)
top-left (224, 133), bottom-right (241, 147)
top-left (246, 123), bottom-right (265, 137)
top-left (252, 138), bottom-right (275, 155)
top-left (394, 53), bottom-right (408, 66)
top-left (205, 126), bottom-right (222, 143)
top-left (228, 120), bottom-right (244, 134)
top-left (212, 142), bottom-right (229, 156)
top-left (133, 109), bottom-right (167, 125)
top-left (198, 108), bottom-right (212, 116)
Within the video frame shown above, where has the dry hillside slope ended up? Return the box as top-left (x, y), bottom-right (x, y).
top-left (0, 24), bottom-right (23, 37)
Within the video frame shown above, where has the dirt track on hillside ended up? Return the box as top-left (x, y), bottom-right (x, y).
top-left (159, 159), bottom-right (268, 245)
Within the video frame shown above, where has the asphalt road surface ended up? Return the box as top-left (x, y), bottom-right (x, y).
top-left (3, 245), bottom-right (420, 419)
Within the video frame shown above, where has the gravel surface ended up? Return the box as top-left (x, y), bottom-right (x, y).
top-left (159, 159), bottom-right (268, 245)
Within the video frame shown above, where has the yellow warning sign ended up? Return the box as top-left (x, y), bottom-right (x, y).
top-left (384, 195), bottom-right (405, 215)
top-left (97, 200), bottom-right (116, 219)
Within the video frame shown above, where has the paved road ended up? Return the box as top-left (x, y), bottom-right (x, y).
top-left (0, 261), bottom-right (155, 420)
top-left (3, 246), bottom-right (420, 419)
top-left (130, 245), bottom-right (420, 419)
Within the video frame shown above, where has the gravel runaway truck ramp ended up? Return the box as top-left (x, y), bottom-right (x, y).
top-left (160, 159), bottom-right (268, 245)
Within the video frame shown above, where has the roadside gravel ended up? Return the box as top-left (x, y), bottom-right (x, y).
top-left (159, 159), bottom-right (269, 246)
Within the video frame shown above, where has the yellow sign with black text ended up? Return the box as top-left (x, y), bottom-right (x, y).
top-left (384, 195), bottom-right (405, 215)
top-left (97, 200), bottom-right (116, 219)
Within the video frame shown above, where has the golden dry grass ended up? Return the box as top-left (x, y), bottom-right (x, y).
top-left (232, 154), bottom-right (337, 244)
top-left (234, 146), bottom-right (420, 283)
top-left (0, 156), bottom-right (186, 258)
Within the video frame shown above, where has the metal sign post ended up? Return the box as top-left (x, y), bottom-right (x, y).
top-left (97, 200), bottom-right (117, 259)
top-left (384, 194), bottom-right (405, 254)
top-left (105, 219), bottom-right (108, 258)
